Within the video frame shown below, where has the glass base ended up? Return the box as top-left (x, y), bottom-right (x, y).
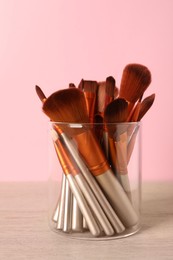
top-left (49, 222), bottom-right (141, 241)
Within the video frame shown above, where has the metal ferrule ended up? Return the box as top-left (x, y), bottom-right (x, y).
top-left (56, 174), bottom-right (66, 229)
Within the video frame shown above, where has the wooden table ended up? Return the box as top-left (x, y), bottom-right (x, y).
top-left (0, 182), bottom-right (173, 260)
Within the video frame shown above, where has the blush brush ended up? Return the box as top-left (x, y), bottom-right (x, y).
top-left (43, 88), bottom-right (138, 227)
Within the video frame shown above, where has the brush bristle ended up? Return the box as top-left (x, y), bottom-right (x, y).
top-left (138, 93), bottom-right (155, 120)
top-left (97, 81), bottom-right (106, 114)
top-left (35, 85), bottom-right (46, 102)
top-left (69, 83), bottom-right (76, 88)
top-left (43, 88), bottom-right (89, 125)
top-left (119, 63), bottom-right (152, 103)
top-left (105, 76), bottom-right (116, 97)
top-left (104, 98), bottom-right (128, 138)
top-left (104, 98), bottom-right (128, 123)
top-left (83, 80), bottom-right (98, 93)
top-left (78, 79), bottom-right (84, 90)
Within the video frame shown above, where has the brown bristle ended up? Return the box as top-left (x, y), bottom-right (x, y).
top-left (97, 81), bottom-right (106, 114)
top-left (104, 98), bottom-right (128, 138)
top-left (78, 79), bottom-right (84, 90)
top-left (119, 63), bottom-right (152, 103)
top-left (114, 86), bottom-right (119, 98)
top-left (69, 83), bottom-right (76, 88)
top-left (105, 76), bottom-right (116, 97)
top-left (35, 85), bottom-right (46, 102)
top-left (138, 93), bottom-right (155, 121)
top-left (43, 88), bottom-right (89, 135)
top-left (83, 80), bottom-right (98, 93)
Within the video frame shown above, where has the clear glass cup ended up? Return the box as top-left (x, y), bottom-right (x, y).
top-left (48, 122), bottom-right (141, 240)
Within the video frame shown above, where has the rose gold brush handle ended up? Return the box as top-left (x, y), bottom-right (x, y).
top-left (59, 131), bottom-right (125, 234)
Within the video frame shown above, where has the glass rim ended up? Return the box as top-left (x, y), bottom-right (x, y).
top-left (49, 121), bottom-right (141, 126)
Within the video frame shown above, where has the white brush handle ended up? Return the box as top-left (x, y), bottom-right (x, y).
top-left (96, 170), bottom-right (139, 228)
top-left (60, 132), bottom-right (125, 234)
top-left (66, 174), bottom-right (101, 237)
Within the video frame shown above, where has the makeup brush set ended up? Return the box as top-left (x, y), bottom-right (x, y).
top-left (36, 63), bottom-right (155, 238)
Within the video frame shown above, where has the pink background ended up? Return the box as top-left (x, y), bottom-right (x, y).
top-left (0, 0), bottom-right (172, 181)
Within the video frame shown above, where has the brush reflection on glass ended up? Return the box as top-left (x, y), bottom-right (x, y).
top-left (36, 63), bottom-right (155, 238)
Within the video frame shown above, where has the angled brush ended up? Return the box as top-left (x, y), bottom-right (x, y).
top-left (119, 63), bottom-right (152, 114)
top-left (127, 93), bottom-right (155, 164)
top-left (43, 88), bottom-right (138, 227)
top-left (104, 99), bottom-right (132, 200)
top-left (138, 93), bottom-right (155, 121)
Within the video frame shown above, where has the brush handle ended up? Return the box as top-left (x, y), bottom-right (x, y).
top-left (63, 177), bottom-right (72, 232)
top-left (74, 173), bottom-right (114, 236)
top-left (52, 200), bottom-right (60, 222)
top-left (72, 196), bottom-right (83, 232)
top-left (66, 174), bottom-right (101, 237)
top-left (96, 170), bottom-right (139, 227)
top-left (56, 174), bottom-right (66, 229)
top-left (60, 132), bottom-right (125, 234)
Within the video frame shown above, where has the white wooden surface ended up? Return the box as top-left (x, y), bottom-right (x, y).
top-left (0, 182), bottom-right (173, 260)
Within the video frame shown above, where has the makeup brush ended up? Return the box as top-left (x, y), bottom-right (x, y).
top-left (102, 76), bottom-right (116, 157)
top-left (96, 81), bottom-right (106, 116)
top-left (138, 93), bottom-right (155, 121)
top-left (35, 85), bottom-right (83, 233)
top-left (52, 129), bottom-right (114, 236)
top-left (81, 79), bottom-right (98, 123)
top-left (119, 64), bottom-right (152, 114)
top-left (104, 98), bottom-right (132, 200)
top-left (127, 93), bottom-right (155, 163)
top-left (43, 88), bottom-right (138, 227)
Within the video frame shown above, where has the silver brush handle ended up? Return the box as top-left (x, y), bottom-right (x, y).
top-left (63, 177), bottom-right (72, 232)
top-left (56, 174), bottom-right (66, 229)
top-left (72, 196), bottom-right (83, 232)
top-left (61, 132), bottom-right (125, 234)
top-left (96, 169), bottom-right (139, 227)
top-left (66, 174), bottom-right (101, 237)
top-left (74, 173), bottom-right (114, 236)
